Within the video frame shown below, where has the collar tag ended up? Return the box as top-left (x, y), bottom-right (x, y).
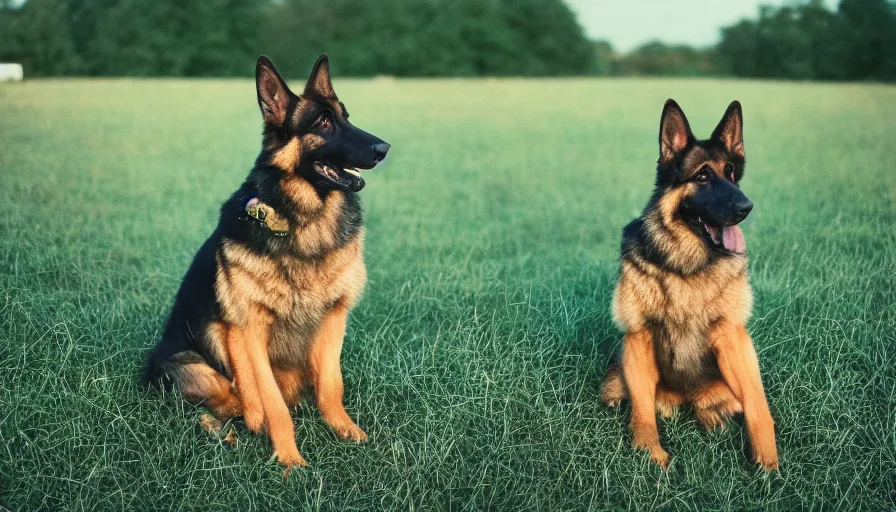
top-left (245, 197), bottom-right (289, 236)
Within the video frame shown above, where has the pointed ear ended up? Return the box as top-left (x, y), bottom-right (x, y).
top-left (659, 99), bottom-right (694, 162)
top-left (304, 54), bottom-right (336, 99)
top-left (256, 56), bottom-right (293, 125)
top-left (711, 101), bottom-right (744, 156)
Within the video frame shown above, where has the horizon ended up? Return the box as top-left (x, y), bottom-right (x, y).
top-left (5, 0), bottom-right (843, 54)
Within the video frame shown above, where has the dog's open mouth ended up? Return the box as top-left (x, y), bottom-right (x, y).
top-left (699, 218), bottom-right (746, 254)
top-left (312, 161), bottom-right (369, 192)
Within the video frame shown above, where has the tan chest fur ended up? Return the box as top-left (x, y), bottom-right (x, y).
top-left (215, 230), bottom-right (366, 368)
top-left (612, 253), bottom-right (752, 387)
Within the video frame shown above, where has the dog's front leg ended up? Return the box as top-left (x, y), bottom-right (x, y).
top-left (240, 304), bottom-right (307, 471)
top-left (227, 323), bottom-right (265, 432)
top-left (308, 302), bottom-right (367, 443)
top-left (621, 329), bottom-right (669, 468)
top-left (710, 321), bottom-right (778, 470)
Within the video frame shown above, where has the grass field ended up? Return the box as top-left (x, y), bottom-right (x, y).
top-left (1, 77), bottom-right (894, 510)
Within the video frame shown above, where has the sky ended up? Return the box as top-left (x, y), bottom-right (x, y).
top-left (564, 0), bottom-right (838, 52)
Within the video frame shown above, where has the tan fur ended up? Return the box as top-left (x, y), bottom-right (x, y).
top-left (692, 379), bottom-right (743, 430)
top-left (710, 321), bottom-right (777, 468)
top-left (270, 137), bottom-right (301, 170)
top-left (301, 133), bottom-right (327, 151)
top-left (273, 366), bottom-right (305, 408)
top-left (209, 191), bottom-right (366, 468)
top-left (621, 329), bottom-right (670, 468)
top-left (602, 365), bottom-right (684, 418)
top-left (170, 352), bottom-right (242, 420)
top-left (604, 186), bottom-right (776, 470)
top-left (239, 303), bottom-right (308, 468)
top-left (226, 321), bottom-right (264, 432)
top-left (681, 148), bottom-right (732, 180)
top-left (204, 321), bottom-right (231, 376)
top-left (308, 303), bottom-right (367, 442)
top-left (158, 56), bottom-right (378, 472)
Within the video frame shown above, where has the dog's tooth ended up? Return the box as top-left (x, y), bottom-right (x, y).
top-left (344, 168), bottom-right (361, 178)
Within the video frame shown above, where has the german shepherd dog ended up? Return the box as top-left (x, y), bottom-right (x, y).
top-left (600, 100), bottom-right (778, 470)
top-left (143, 55), bottom-right (390, 470)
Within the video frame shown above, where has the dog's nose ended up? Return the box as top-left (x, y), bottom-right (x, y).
top-left (734, 200), bottom-right (754, 222)
top-left (372, 143), bottom-right (390, 162)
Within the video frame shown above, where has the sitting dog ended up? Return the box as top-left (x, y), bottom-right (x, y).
top-left (144, 55), bottom-right (390, 470)
top-left (601, 99), bottom-right (778, 470)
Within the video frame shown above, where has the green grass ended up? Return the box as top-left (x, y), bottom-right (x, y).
top-left (1, 77), bottom-right (894, 511)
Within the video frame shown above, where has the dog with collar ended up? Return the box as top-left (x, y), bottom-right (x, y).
top-left (143, 55), bottom-right (390, 470)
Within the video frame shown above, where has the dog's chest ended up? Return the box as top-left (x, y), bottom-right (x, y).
top-left (267, 241), bottom-right (366, 363)
top-left (613, 256), bottom-right (751, 388)
top-left (651, 273), bottom-right (729, 386)
top-left (216, 235), bottom-right (366, 365)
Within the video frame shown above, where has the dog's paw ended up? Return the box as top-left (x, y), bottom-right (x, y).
top-left (655, 401), bottom-right (679, 419)
top-left (221, 428), bottom-right (239, 447)
top-left (243, 406), bottom-right (264, 434)
top-left (631, 425), bottom-right (670, 470)
top-left (633, 439), bottom-right (671, 469)
top-left (649, 447), bottom-right (671, 470)
top-left (276, 448), bottom-right (309, 476)
top-left (603, 397), bottom-right (622, 408)
top-left (752, 440), bottom-right (779, 471)
top-left (696, 408), bottom-right (729, 431)
top-left (749, 416), bottom-right (779, 471)
top-left (331, 421), bottom-right (368, 443)
top-left (199, 413), bottom-right (223, 435)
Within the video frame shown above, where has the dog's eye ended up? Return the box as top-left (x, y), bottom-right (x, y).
top-left (696, 168), bottom-right (712, 184)
top-left (725, 162), bottom-right (736, 181)
top-left (316, 113), bottom-right (332, 130)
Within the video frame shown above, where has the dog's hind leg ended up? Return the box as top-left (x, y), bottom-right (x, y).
top-left (153, 351), bottom-right (242, 421)
top-left (600, 364), bottom-right (628, 407)
top-left (273, 366), bottom-right (305, 409)
top-left (602, 364), bottom-right (684, 418)
top-left (655, 387), bottom-right (685, 419)
top-left (308, 302), bottom-right (367, 443)
top-left (690, 379), bottom-right (743, 431)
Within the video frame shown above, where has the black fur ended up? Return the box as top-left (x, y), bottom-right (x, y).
top-left (142, 55), bottom-right (384, 389)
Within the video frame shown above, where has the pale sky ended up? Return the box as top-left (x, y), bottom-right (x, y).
top-left (564, 0), bottom-right (839, 52)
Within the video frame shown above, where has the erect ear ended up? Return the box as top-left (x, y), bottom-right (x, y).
top-left (303, 54), bottom-right (336, 99)
top-left (256, 56), bottom-right (293, 126)
top-left (659, 99), bottom-right (694, 162)
top-left (711, 101), bottom-right (744, 156)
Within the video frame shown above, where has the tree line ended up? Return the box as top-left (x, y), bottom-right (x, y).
top-left (0, 0), bottom-right (893, 81)
top-left (0, 0), bottom-right (591, 78)
top-left (608, 0), bottom-right (895, 81)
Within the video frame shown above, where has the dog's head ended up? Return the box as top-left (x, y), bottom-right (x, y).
top-left (655, 99), bottom-right (752, 254)
top-left (255, 55), bottom-right (389, 192)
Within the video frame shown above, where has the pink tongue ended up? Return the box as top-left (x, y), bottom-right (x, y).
top-left (722, 225), bottom-right (746, 253)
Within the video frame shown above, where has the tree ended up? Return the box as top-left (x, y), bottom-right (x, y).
top-left (615, 41), bottom-right (718, 77)
top-left (838, 0), bottom-right (896, 80)
top-left (590, 40), bottom-right (614, 76)
top-left (718, 0), bottom-right (896, 82)
top-left (0, 0), bottom-right (81, 76)
top-left (260, 0), bottom-right (594, 78)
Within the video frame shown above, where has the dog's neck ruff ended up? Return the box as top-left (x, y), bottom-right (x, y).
top-left (640, 210), bottom-right (746, 276)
